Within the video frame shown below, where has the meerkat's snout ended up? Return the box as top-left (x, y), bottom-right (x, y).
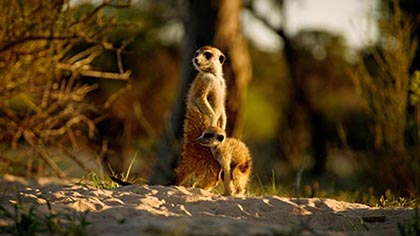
top-left (197, 132), bottom-right (211, 146)
top-left (192, 57), bottom-right (199, 67)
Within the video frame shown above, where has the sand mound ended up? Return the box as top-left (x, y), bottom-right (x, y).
top-left (0, 175), bottom-right (417, 236)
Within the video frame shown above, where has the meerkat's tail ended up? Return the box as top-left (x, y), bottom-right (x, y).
top-left (237, 159), bottom-right (252, 174)
top-left (231, 159), bottom-right (252, 195)
top-left (219, 159), bottom-right (252, 182)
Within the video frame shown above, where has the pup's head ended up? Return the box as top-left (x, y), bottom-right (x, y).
top-left (192, 46), bottom-right (225, 75)
top-left (197, 126), bottom-right (226, 148)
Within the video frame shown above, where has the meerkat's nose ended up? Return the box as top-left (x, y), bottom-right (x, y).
top-left (194, 58), bottom-right (199, 64)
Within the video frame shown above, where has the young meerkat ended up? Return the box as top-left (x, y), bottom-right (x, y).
top-left (197, 126), bottom-right (252, 196)
top-left (175, 46), bottom-right (227, 190)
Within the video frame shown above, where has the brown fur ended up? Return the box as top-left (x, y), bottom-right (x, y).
top-left (197, 126), bottom-right (252, 196)
top-left (175, 46), bottom-right (227, 190)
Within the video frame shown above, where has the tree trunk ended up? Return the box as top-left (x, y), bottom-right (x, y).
top-left (214, 0), bottom-right (252, 138)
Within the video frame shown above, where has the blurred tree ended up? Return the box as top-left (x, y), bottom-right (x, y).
top-left (384, 0), bottom-right (420, 147)
top-left (350, 0), bottom-right (419, 195)
top-left (245, 0), bottom-right (342, 175)
top-left (245, 0), bottom-right (309, 170)
top-left (351, 0), bottom-right (417, 153)
top-left (292, 30), bottom-right (351, 174)
top-left (149, 0), bottom-right (252, 185)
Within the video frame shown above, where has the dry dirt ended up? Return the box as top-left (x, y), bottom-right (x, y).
top-left (0, 174), bottom-right (418, 236)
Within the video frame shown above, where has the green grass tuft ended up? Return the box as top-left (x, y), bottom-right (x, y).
top-left (78, 151), bottom-right (146, 189)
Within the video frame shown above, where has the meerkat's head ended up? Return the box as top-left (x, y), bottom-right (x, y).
top-left (197, 126), bottom-right (226, 148)
top-left (192, 46), bottom-right (225, 76)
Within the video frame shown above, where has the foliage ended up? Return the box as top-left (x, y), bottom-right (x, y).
top-left (0, 197), bottom-right (91, 236)
top-left (350, 0), bottom-right (418, 152)
top-left (0, 0), bottom-right (133, 177)
top-left (348, 0), bottom-right (419, 196)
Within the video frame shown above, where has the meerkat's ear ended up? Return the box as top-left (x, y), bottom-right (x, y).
top-left (219, 54), bottom-right (225, 64)
top-left (216, 134), bottom-right (225, 142)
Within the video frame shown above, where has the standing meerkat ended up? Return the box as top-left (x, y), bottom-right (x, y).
top-left (197, 126), bottom-right (252, 196)
top-left (175, 46), bottom-right (227, 190)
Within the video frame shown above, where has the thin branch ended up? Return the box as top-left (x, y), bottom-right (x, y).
top-left (54, 141), bottom-right (94, 173)
top-left (66, 45), bottom-right (102, 65)
top-left (116, 38), bottom-right (134, 74)
top-left (79, 70), bottom-right (131, 80)
top-left (96, 140), bottom-right (109, 175)
top-left (133, 100), bottom-right (157, 138)
top-left (244, 4), bottom-right (286, 41)
top-left (104, 84), bottom-right (131, 109)
top-left (23, 130), bottom-right (67, 178)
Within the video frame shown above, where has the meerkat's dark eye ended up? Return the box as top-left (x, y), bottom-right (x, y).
top-left (219, 54), bottom-right (225, 64)
top-left (216, 134), bottom-right (224, 142)
top-left (203, 132), bottom-right (213, 139)
top-left (203, 51), bottom-right (212, 60)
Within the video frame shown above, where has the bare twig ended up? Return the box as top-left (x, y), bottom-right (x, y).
top-left (116, 38), bottom-right (134, 74)
top-left (54, 141), bottom-right (94, 173)
top-left (104, 84), bottom-right (132, 109)
top-left (23, 130), bottom-right (66, 178)
top-left (66, 45), bottom-right (103, 65)
top-left (79, 70), bottom-right (131, 80)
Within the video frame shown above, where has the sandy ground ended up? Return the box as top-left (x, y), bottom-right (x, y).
top-left (0, 174), bottom-right (418, 236)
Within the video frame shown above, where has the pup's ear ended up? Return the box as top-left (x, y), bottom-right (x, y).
top-left (216, 134), bottom-right (225, 142)
top-left (219, 54), bottom-right (225, 64)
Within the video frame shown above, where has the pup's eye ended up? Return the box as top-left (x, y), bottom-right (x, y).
top-left (203, 133), bottom-right (213, 139)
top-left (203, 51), bottom-right (212, 60)
top-left (216, 134), bottom-right (224, 142)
